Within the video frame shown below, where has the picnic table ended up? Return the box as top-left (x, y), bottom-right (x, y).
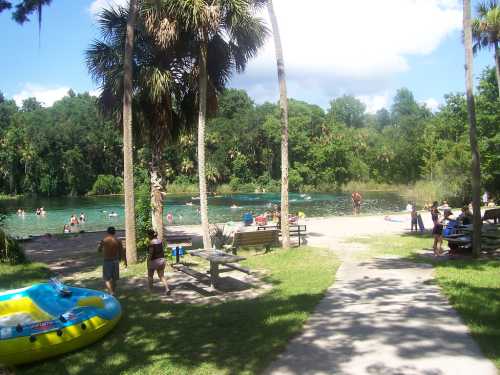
top-left (188, 249), bottom-right (247, 287)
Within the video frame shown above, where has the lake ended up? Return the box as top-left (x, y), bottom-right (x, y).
top-left (0, 192), bottom-right (406, 237)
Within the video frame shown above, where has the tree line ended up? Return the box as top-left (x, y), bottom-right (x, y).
top-left (0, 66), bottom-right (498, 200)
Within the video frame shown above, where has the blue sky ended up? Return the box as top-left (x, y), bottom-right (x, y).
top-left (0, 0), bottom-right (493, 112)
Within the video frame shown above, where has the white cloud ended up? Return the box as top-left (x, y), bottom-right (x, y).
top-left (89, 0), bottom-right (129, 17)
top-left (231, 0), bottom-right (462, 106)
top-left (13, 84), bottom-right (70, 107)
top-left (357, 93), bottom-right (391, 114)
top-left (422, 97), bottom-right (440, 111)
top-left (89, 88), bottom-right (102, 97)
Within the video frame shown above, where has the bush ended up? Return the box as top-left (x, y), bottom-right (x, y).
top-left (89, 175), bottom-right (123, 195)
top-left (135, 181), bottom-right (152, 256)
top-left (0, 228), bottom-right (26, 264)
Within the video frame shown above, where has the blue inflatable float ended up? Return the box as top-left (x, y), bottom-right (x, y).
top-left (0, 279), bottom-right (121, 366)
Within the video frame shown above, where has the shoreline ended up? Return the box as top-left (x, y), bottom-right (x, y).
top-left (13, 210), bottom-right (419, 240)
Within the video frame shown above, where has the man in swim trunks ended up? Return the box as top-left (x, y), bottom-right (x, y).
top-left (97, 227), bottom-right (126, 295)
top-left (351, 192), bottom-right (362, 215)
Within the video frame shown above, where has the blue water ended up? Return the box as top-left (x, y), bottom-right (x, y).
top-left (0, 192), bottom-right (406, 237)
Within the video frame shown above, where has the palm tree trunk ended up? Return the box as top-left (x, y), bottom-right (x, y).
top-left (198, 35), bottom-right (211, 249)
top-left (267, 0), bottom-right (290, 249)
top-left (122, 0), bottom-right (138, 264)
top-left (150, 151), bottom-right (164, 241)
top-left (495, 41), bottom-right (500, 98)
top-left (463, 0), bottom-right (482, 258)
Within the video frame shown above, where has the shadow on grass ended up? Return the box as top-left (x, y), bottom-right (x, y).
top-left (16, 279), bottom-right (326, 375)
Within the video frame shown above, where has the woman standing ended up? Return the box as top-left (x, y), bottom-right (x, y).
top-left (430, 201), bottom-right (443, 256)
top-left (146, 230), bottom-right (170, 295)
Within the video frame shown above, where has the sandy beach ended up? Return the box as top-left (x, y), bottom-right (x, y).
top-left (21, 211), bottom-right (433, 276)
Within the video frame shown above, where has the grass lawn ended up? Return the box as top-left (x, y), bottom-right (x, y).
top-left (353, 233), bottom-right (500, 370)
top-left (4, 247), bottom-right (339, 375)
top-left (0, 262), bottom-right (52, 290)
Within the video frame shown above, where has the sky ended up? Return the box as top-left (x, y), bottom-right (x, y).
top-left (0, 0), bottom-right (494, 113)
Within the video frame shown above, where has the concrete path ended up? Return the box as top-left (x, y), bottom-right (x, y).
top-left (265, 220), bottom-right (498, 375)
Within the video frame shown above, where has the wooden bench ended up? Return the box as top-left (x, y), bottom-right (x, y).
top-left (483, 208), bottom-right (500, 224)
top-left (258, 224), bottom-right (307, 246)
top-left (225, 230), bottom-right (279, 254)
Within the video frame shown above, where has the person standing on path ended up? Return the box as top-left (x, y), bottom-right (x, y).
top-left (98, 226), bottom-right (126, 296)
top-left (146, 229), bottom-right (170, 296)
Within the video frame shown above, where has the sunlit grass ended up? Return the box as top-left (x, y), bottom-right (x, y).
top-left (0, 262), bottom-right (52, 291)
top-left (4, 247), bottom-right (339, 375)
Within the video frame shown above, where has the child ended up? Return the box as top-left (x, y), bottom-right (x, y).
top-left (411, 205), bottom-right (418, 232)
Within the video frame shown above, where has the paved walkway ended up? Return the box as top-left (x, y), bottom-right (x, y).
top-left (265, 216), bottom-right (498, 375)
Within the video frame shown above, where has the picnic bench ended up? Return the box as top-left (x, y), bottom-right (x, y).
top-left (483, 208), bottom-right (500, 224)
top-left (188, 249), bottom-right (248, 287)
top-left (445, 222), bottom-right (500, 253)
top-left (224, 229), bottom-right (279, 254)
top-left (258, 224), bottom-right (307, 246)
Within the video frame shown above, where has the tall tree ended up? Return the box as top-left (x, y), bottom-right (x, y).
top-left (0, 0), bottom-right (52, 26)
top-left (267, 0), bottom-right (290, 248)
top-left (146, 0), bottom-right (267, 249)
top-left (464, 0), bottom-right (482, 257)
top-left (87, 5), bottom-right (192, 245)
top-left (122, 0), bottom-right (138, 264)
top-left (472, 0), bottom-right (500, 97)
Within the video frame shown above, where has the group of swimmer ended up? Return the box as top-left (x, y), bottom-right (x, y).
top-left (63, 212), bottom-right (87, 233)
top-left (16, 207), bottom-right (46, 217)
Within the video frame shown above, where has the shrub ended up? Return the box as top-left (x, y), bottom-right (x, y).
top-left (0, 228), bottom-right (26, 264)
top-left (135, 181), bottom-right (152, 256)
top-left (90, 175), bottom-right (123, 195)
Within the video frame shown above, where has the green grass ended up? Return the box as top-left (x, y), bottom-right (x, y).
top-left (0, 194), bottom-right (22, 201)
top-left (348, 232), bottom-right (434, 260)
top-left (12, 247), bottom-right (339, 375)
top-left (0, 262), bottom-right (52, 290)
top-left (355, 233), bottom-right (500, 369)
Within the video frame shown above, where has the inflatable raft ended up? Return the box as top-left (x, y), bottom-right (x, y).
top-left (0, 279), bottom-right (121, 366)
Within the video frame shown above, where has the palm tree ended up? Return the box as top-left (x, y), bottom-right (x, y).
top-left (464, 0), bottom-right (483, 257)
top-left (1, 0), bottom-right (51, 26)
top-left (267, 0), bottom-right (290, 249)
top-left (472, 0), bottom-right (500, 97)
top-left (145, 0), bottom-right (267, 249)
top-left (122, 0), bottom-right (138, 264)
top-left (87, 4), bottom-right (191, 255)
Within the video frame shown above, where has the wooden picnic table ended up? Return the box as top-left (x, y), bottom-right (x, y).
top-left (188, 249), bottom-right (246, 287)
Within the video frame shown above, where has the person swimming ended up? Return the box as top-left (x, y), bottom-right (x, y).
top-left (230, 204), bottom-right (239, 209)
top-left (108, 211), bottom-right (118, 217)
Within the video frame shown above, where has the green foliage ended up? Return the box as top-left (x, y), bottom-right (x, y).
top-left (134, 170), bottom-right (152, 255)
top-left (90, 175), bottom-right (124, 195)
top-left (0, 66), bottom-right (498, 200)
top-left (327, 95), bottom-right (366, 128)
top-left (0, 228), bottom-right (26, 264)
top-left (0, 92), bottom-right (122, 197)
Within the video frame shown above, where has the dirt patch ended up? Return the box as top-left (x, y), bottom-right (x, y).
top-left (22, 230), bottom-right (273, 305)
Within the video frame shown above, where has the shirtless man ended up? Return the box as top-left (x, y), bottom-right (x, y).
top-left (351, 191), bottom-right (362, 215)
top-left (97, 227), bottom-right (126, 295)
